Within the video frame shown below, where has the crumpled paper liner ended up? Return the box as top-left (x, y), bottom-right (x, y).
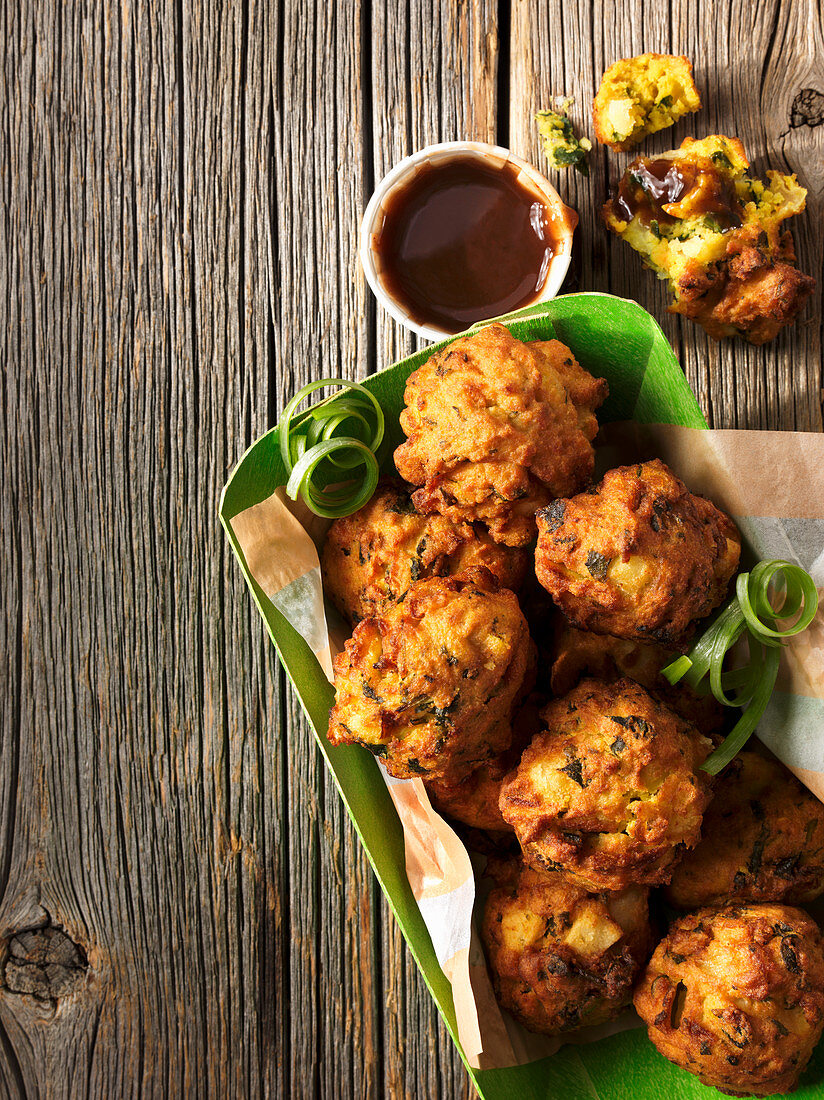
top-left (230, 424), bottom-right (824, 1071)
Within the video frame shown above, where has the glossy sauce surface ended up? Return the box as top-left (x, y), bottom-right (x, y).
top-left (616, 156), bottom-right (743, 230)
top-left (375, 158), bottom-right (556, 333)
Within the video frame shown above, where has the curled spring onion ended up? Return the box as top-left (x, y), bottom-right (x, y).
top-left (661, 560), bottom-right (819, 776)
top-left (277, 377), bottom-right (385, 518)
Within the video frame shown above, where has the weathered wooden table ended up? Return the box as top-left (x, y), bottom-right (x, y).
top-left (2, 1), bottom-right (822, 1096)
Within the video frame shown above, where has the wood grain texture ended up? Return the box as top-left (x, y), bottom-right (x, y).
top-left (1, 0), bottom-right (822, 1097)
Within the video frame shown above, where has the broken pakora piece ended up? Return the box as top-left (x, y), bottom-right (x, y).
top-left (666, 751), bottom-right (824, 909)
top-left (394, 324), bottom-right (608, 547)
top-left (535, 459), bottom-right (740, 645)
top-left (635, 904), bottom-right (824, 1096)
top-left (603, 134), bottom-right (815, 343)
top-left (321, 479), bottom-right (528, 625)
top-left (328, 570), bottom-right (532, 782)
top-left (548, 620), bottom-right (724, 733)
top-left (536, 100), bottom-right (592, 176)
top-left (481, 856), bottom-right (651, 1035)
top-left (593, 53), bottom-right (701, 152)
top-left (499, 678), bottom-right (714, 892)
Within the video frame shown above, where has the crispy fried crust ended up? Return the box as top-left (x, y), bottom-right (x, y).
top-left (534, 459), bottom-right (741, 644)
top-left (321, 479), bottom-right (528, 625)
top-left (425, 752), bottom-right (516, 832)
top-left (481, 857), bottom-right (651, 1035)
top-left (549, 620), bottom-right (724, 734)
top-left (666, 751), bottom-right (824, 909)
top-left (499, 677), bottom-right (713, 891)
top-left (424, 693), bottom-right (545, 832)
top-left (394, 324), bottom-right (607, 547)
top-left (328, 570), bottom-right (532, 782)
top-left (593, 54), bottom-right (701, 152)
top-left (634, 905), bottom-right (824, 1096)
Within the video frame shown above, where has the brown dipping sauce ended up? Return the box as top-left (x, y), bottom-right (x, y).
top-left (375, 157), bottom-right (557, 334)
top-left (616, 156), bottom-right (743, 230)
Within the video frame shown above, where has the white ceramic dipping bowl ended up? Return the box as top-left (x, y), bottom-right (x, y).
top-left (359, 141), bottom-right (578, 342)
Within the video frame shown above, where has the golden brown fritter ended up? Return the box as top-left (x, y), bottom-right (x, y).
top-left (424, 693), bottom-right (545, 832)
top-left (481, 856), bottom-right (651, 1035)
top-left (549, 620), bottom-right (724, 734)
top-left (666, 751), bottom-right (824, 910)
top-left (535, 459), bottom-right (741, 644)
top-left (634, 904), bottom-right (824, 1096)
top-left (499, 678), bottom-right (713, 891)
top-left (394, 324), bottom-right (608, 547)
top-left (425, 751), bottom-right (516, 833)
top-left (328, 570), bottom-right (532, 782)
top-left (321, 479), bottom-right (529, 625)
top-left (593, 54), bottom-right (701, 152)
top-left (603, 135), bottom-right (815, 343)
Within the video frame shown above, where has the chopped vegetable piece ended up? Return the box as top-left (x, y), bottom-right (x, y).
top-left (278, 377), bottom-right (385, 517)
top-left (661, 560), bottom-right (819, 775)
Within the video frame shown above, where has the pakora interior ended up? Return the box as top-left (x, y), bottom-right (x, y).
top-left (394, 323), bottom-right (607, 547)
top-left (535, 459), bottom-right (740, 644)
top-left (593, 54), bottom-right (701, 152)
top-left (603, 135), bottom-right (815, 343)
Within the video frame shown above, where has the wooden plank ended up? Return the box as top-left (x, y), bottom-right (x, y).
top-left (273, 1), bottom-right (382, 1097)
top-left (509, 0), bottom-right (823, 433)
top-left (0, 0), bottom-right (285, 1094)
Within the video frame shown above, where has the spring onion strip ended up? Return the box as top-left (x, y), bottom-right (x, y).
top-left (277, 377), bottom-right (385, 518)
top-left (660, 560), bottom-right (819, 775)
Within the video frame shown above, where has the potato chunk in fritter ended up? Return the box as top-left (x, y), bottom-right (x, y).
top-left (481, 857), bottom-right (651, 1035)
top-left (603, 134), bottom-right (815, 343)
top-left (666, 751), bottom-right (824, 909)
top-left (635, 904), bottom-right (824, 1096)
top-left (549, 620), bottom-right (724, 733)
top-left (593, 53), bottom-right (701, 152)
top-left (328, 570), bottom-right (532, 782)
top-left (499, 678), bottom-right (713, 891)
top-left (535, 459), bottom-right (740, 644)
top-left (321, 479), bottom-right (529, 625)
top-left (394, 324), bottom-right (607, 547)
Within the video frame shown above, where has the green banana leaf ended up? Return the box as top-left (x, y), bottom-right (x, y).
top-left (220, 292), bottom-right (824, 1099)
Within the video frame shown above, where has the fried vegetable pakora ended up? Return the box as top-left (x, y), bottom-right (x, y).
top-left (394, 324), bottom-right (608, 547)
top-left (424, 693), bottom-right (545, 833)
top-left (536, 100), bottom-right (592, 176)
top-left (549, 620), bottom-right (724, 733)
top-left (321, 479), bottom-right (528, 625)
top-left (499, 678), bottom-right (713, 892)
top-left (593, 54), bottom-right (701, 152)
top-left (603, 135), bottom-right (815, 343)
top-left (535, 459), bottom-right (740, 644)
top-left (667, 751), bottom-right (824, 910)
top-left (635, 904), bottom-right (824, 1096)
top-left (328, 570), bottom-right (532, 782)
top-left (481, 857), bottom-right (651, 1035)
top-left (425, 751), bottom-right (516, 833)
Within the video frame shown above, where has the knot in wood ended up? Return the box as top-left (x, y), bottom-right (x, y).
top-left (3, 926), bottom-right (88, 1000)
top-left (790, 88), bottom-right (824, 129)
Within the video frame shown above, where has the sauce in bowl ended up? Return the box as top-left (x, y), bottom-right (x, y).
top-left (374, 157), bottom-right (558, 334)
